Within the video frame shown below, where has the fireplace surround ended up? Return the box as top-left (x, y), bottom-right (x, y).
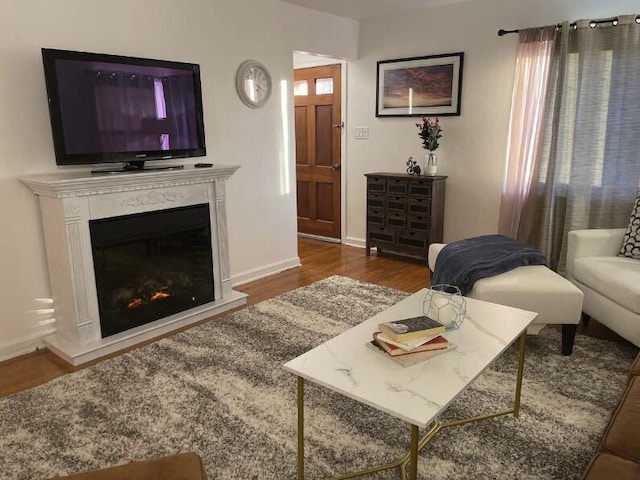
top-left (21, 165), bottom-right (246, 365)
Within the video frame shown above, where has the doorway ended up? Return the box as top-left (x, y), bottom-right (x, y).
top-left (293, 61), bottom-right (342, 241)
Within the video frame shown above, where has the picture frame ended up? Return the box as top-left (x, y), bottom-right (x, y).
top-left (376, 52), bottom-right (464, 117)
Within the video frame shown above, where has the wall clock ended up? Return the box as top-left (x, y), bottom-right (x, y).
top-left (235, 60), bottom-right (272, 108)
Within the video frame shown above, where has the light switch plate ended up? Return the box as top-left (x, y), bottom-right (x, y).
top-left (354, 126), bottom-right (369, 140)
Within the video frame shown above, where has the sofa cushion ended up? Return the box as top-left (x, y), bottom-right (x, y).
top-left (573, 256), bottom-right (640, 314)
top-left (601, 376), bottom-right (640, 462)
top-left (619, 195), bottom-right (640, 260)
top-left (469, 264), bottom-right (582, 326)
top-left (582, 452), bottom-right (640, 480)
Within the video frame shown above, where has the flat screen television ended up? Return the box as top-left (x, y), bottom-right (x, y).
top-left (41, 48), bottom-right (207, 173)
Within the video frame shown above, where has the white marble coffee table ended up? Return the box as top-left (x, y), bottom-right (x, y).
top-left (283, 288), bottom-right (538, 480)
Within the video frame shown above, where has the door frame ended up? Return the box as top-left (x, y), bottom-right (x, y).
top-left (293, 53), bottom-right (348, 244)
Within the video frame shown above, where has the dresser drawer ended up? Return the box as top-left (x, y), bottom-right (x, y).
top-left (386, 212), bottom-right (407, 228)
top-left (386, 178), bottom-right (409, 195)
top-left (367, 208), bottom-right (385, 226)
top-left (408, 197), bottom-right (431, 215)
top-left (408, 181), bottom-right (432, 197)
top-left (367, 193), bottom-right (385, 209)
top-left (386, 196), bottom-right (407, 212)
top-left (397, 230), bottom-right (429, 250)
top-left (367, 177), bottom-right (386, 193)
top-left (368, 225), bottom-right (395, 244)
top-left (408, 215), bottom-right (430, 232)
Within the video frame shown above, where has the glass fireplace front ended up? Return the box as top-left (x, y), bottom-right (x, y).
top-left (90, 203), bottom-right (214, 338)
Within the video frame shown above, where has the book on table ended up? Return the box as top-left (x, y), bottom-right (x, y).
top-left (373, 331), bottom-right (444, 351)
top-left (373, 331), bottom-right (448, 356)
top-left (366, 339), bottom-right (457, 367)
top-left (378, 315), bottom-right (446, 342)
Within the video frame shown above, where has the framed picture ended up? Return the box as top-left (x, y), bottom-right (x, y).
top-left (376, 52), bottom-right (464, 117)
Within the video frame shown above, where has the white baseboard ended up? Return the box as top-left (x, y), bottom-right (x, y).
top-left (231, 256), bottom-right (302, 287)
top-left (298, 233), bottom-right (340, 244)
top-left (0, 329), bottom-right (52, 363)
top-left (344, 236), bottom-right (366, 249)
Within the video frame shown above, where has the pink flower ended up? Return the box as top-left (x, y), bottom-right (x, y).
top-left (416, 117), bottom-right (443, 151)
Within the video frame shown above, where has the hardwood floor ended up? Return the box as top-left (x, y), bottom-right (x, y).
top-left (0, 238), bottom-right (631, 398)
top-left (238, 237), bottom-right (430, 304)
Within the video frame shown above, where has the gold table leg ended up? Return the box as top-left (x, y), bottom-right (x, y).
top-left (297, 376), bottom-right (304, 480)
top-left (409, 424), bottom-right (419, 480)
top-left (513, 331), bottom-right (527, 417)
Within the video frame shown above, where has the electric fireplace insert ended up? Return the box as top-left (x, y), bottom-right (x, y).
top-left (90, 203), bottom-right (214, 337)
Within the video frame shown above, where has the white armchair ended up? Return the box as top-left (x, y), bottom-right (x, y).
top-left (566, 228), bottom-right (640, 347)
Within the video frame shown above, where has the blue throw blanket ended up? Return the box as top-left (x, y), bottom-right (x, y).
top-left (431, 234), bottom-right (549, 295)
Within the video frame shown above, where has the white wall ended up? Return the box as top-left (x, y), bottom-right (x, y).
top-left (277, 2), bottom-right (359, 61)
top-left (0, 0), bottom-right (359, 360)
top-left (344, 0), bottom-right (639, 247)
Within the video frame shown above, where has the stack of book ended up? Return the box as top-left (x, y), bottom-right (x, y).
top-left (366, 315), bottom-right (456, 367)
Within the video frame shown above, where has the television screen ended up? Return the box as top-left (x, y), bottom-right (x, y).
top-left (41, 48), bottom-right (206, 170)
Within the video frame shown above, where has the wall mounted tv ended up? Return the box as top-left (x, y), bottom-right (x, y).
top-left (41, 48), bottom-right (207, 173)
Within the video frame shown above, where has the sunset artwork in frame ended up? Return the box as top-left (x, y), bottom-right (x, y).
top-left (376, 52), bottom-right (464, 117)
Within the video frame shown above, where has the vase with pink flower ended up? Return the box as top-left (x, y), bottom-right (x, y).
top-left (416, 117), bottom-right (442, 176)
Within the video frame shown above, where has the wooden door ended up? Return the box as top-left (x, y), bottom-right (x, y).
top-left (294, 64), bottom-right (342, 240)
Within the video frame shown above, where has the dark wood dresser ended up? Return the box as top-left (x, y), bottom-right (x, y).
top-left (365, 172), bottom-right (446, 261)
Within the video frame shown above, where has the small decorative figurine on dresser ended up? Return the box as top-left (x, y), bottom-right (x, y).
top-left (406, 156), bottom-right (421, 176)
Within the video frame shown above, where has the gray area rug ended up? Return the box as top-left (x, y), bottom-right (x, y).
top-left (0, 275), bottom-right (637, 479)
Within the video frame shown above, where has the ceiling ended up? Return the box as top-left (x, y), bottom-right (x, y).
top-left (279, 0), bottom-right (471, 20)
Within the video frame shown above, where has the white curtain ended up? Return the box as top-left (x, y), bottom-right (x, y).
top-left (498, 27), bottom-right (556, 238)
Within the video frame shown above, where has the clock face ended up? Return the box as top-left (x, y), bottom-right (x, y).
top-left (236, 60), bottom-right (272, 108)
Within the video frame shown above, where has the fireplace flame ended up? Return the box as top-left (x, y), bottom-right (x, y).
top-left (151, 291), bottom-right (170, 301)
top-left (127, 298), bottom-right (143, 309)
top-left (125, 290), bottom-right (171, 309)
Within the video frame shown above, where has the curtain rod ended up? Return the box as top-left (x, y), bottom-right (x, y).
top-left (497, 15), bottom-right (640, 36)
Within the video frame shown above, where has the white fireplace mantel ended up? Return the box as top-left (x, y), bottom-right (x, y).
top-left (22, 165), bottom-right (247, 365)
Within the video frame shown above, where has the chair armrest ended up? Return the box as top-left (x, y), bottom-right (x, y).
top-left (566, 228), bottom-right (626, 281)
